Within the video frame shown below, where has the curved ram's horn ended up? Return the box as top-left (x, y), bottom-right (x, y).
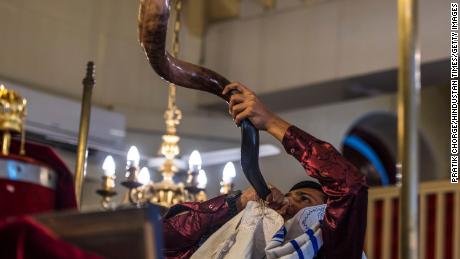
top-left (138, 0), bottom-right (271, 200)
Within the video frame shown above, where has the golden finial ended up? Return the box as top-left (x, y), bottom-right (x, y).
top-left (0, 84), bottom-right (28, 155)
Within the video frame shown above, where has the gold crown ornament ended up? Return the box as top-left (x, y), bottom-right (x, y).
top-left (0, 84), bottom-right (27, 155)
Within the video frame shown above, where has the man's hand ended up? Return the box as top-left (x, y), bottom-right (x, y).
top-left (236, 186), bottom-right (288, 212)
top-left (222, 82), bottom-right (291, 141)
top-left (266, 187), bottom-right (288, 211)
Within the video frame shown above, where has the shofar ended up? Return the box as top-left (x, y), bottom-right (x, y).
top-left (138, 0), bottom-right (271, 199)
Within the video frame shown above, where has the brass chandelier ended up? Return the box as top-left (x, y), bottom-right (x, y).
top-left (97, 0), bottom-right (208, 209)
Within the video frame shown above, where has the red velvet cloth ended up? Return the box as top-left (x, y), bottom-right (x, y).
top-left (426, 194), bottom-right (437, 259)
top-left (0, 140), bottom-right (103, 259)
top-left (0, 217), bottom-right (103, 259)
top-left (444, 193), bottom-right (454, 259)
top-left (0, 180), bottom-right (55, 218)
top-left (0, 140), bottom-right (76, 218)
top-left (373, 200), bottom-right (384, 259)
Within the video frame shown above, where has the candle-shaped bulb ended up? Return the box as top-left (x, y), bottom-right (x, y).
top-left (138, 167), bottom-right (151, 185)
top-left (197, 169), bottom-right (207, 189)
top-left (188, 150), bottom-right (202, 171)
top-left (127, 146), bottom-right (140, 167)
top-left (102, 155), bottom-right (116, 176)
top-left (222, 162), bottom-right (236, 184)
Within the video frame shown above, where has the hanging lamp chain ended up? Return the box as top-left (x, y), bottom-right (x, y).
top-left (164, 0), bottom-right (183, 135)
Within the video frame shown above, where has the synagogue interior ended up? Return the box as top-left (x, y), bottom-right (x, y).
top-left (0, 0), bottom-right (456, 259)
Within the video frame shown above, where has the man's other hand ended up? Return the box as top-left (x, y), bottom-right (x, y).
top-left (223, 82), bottom-right (275, 129)
top-left (236, 187), bottom-right (258, 211)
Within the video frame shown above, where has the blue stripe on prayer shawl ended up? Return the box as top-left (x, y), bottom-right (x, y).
top-left (273, 233), bottom-right (285, 239)
top-left (290, 240), bottom-right (304, 259)
top-left (272, 226), bottom-right (287, 239)
top-left (306, 229), bottom-right (319, 255)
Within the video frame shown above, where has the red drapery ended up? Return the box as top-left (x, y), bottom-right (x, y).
top-left (0, 140), bottom-right (105, 258)
top-left (0, 217), bottom-right (103, 259)
top-left (0, 140), bottom-right (77, 218)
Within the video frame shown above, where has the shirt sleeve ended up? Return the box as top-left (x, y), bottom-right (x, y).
top-left (282, 125), bottom-right (368, 259)
top-left (162, 195), bottom-right (233, 258)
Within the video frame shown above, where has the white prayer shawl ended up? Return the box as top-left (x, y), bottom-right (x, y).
top-left (266, 204), bottom-right (367, 259)
top-left (192, 202), bottom-right (366, 259)
top-left (265, 204), bottom-right (326, 259)
top-left (191, 201), bottom-right (284, 259)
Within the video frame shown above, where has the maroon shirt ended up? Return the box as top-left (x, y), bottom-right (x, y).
top-left (163, 125), bottom-right (368, 259)
top-left (282, 126), bottom-right (368, 259)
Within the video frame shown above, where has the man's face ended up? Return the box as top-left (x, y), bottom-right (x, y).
top-left (283, 187), bottom-right (326, 219)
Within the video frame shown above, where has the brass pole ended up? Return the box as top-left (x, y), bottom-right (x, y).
top-left (398, 0), bottom-right (420, 258)
top-left (74, 61), bottom-right (95, 208)
top-left (20, 100), bottom-right (28, 156)
top-left (20, 123), bottom-right (26, 156)
top-left (2, 131), bottom-right (11, 155)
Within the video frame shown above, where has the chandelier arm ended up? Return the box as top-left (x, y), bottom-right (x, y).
top-left (138, 0), bottom-right (271, 200)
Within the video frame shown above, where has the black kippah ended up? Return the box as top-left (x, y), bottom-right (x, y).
top-left (289, 180), bottom-right (324, 194)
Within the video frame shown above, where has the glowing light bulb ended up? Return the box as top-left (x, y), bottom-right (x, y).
top-left (222, 162), bottom-right (236, 184)
top-left (188, 150), bottom-right (202, 171)
top-left (102, 155), bottom-right (116, 176)
top-left (127, 146), bottom-right (140, 167)
top-left (197, 169), bottom-right (207, 189)
top-left (138, 167), bottom-right (151, 185)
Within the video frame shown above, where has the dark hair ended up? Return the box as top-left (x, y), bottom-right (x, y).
top-left (289, 181), bottom-right (325, 195)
